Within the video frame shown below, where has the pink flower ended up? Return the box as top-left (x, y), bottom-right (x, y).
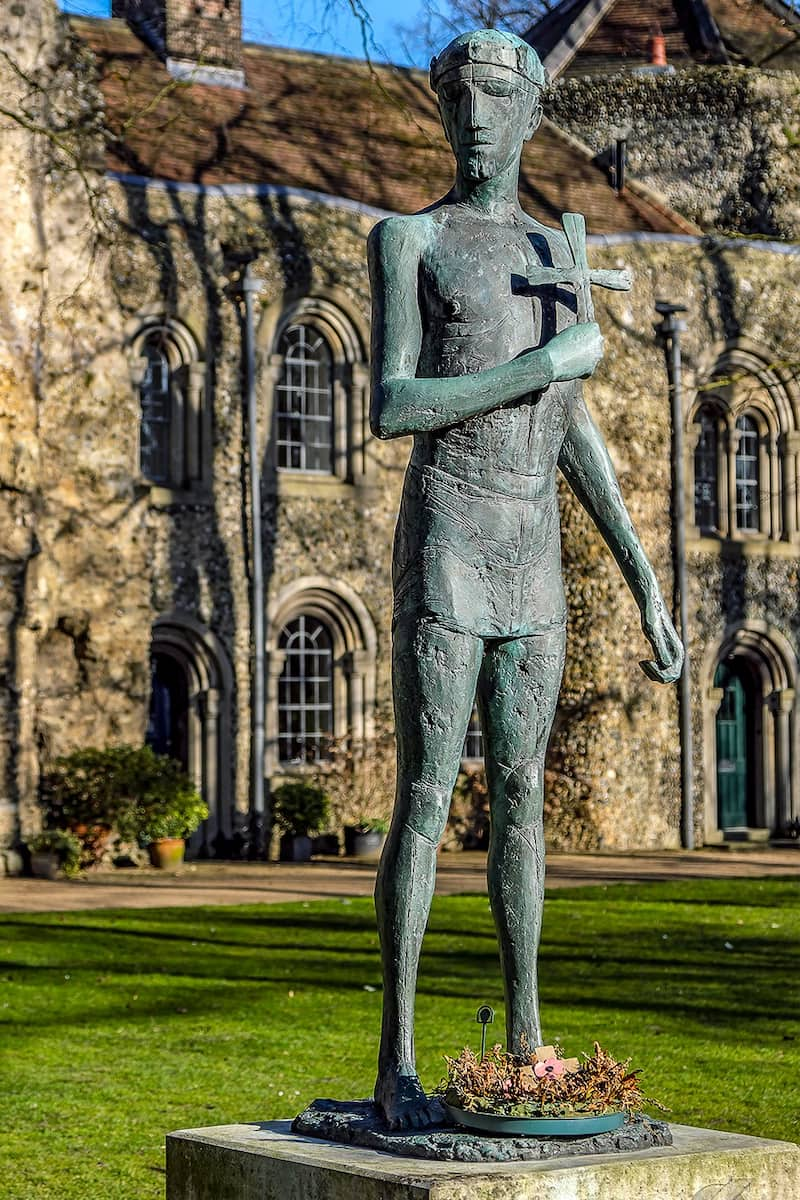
top-left (534, 1057), bottom-right (566, 1079)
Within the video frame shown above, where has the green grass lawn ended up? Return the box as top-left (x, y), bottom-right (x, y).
top-left (1, 877), bottom-right (798, 1198)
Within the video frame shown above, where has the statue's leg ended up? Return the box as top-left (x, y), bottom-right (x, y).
top-left (478, 631), bottom-right (565, 1054)
top-left (374, 615), bottom-right (482, 1130)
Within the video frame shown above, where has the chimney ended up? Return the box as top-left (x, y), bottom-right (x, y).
top-left (648, 27), bottom-right (667, 68)
top-left (112, 0), bottom-right (246, 88)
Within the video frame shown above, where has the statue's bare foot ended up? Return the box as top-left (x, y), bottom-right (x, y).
top-left (374, 1064), bottom-right (444, 1131)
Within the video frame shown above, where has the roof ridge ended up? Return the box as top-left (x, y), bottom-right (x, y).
top-left (530, 0), bottom-right (619, 78)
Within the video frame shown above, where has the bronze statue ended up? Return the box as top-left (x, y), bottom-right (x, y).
top-left (368, 29), bottom-right (684, 1131)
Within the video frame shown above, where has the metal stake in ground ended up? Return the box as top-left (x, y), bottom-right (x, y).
top-left (476, 1005), bottom-right (495, 1061)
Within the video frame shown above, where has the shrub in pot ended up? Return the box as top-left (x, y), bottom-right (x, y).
top-left (271, 780), bottom-right (330, 862)
top-left (131, 751), bottom-right (208, 868)
top-left (40, 746), bottom-right (143, 867)
top-left (27, 830), bottom-right (82, 880)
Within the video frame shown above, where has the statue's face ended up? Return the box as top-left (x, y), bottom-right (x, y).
top-left (437, 65), bottom-right (541, 183)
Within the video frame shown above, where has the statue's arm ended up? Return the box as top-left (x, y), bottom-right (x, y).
top-left (368, 216), bottom-right (558, 439)
top-left (558, 390), bottom-right (684, 684)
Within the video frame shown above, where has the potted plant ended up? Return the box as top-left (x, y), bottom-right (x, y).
top-left (271, 780), bottom-right (330, 862)
top-left (344, 817), bottom-right (389, 858)
top-left (130, 750), bottom-right (208, 868)
top-left (27, 830), bottom-right (82, 880)
top-left (316, 707), bottom-right (394, 856)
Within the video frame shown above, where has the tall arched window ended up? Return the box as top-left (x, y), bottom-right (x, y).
top-left (266, 577), bottom-right (378, 777)
top-left (277, 615), bottom-right (334, 763)
top-left (275, 324), bottom-right (334, 474)
top-left (693, 408), bottom-right (718, 531)
top-left (140, 335), bottom-right (172, 483)
top-left (735, 414), bottom-right (760, 532)
top-left (691, 342), bottom-right (800, 542)
top-left (131, 317), bottom-right (207, 494)
top-left (266, 294), bottom-right (371, 486)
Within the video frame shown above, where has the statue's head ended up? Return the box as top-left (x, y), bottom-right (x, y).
top-left (430, 29), bottom-right (545, 184)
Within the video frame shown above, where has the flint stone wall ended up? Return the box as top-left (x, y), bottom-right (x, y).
top-left (545, 69), bottom-right (800, 238)
top-left (3, 6), bottom-right (800, 854)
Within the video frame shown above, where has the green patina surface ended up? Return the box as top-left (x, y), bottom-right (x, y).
top-left (368, 28), bottom-right (682, 1129)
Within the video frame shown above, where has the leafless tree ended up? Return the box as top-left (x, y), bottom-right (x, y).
top-left (396, 0), bottom-right (556, 63)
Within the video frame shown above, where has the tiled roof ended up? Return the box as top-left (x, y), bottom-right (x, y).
top-left (527, 0), bottom-right (800, 76)
top-left (71, 16), bottom-right (694, 234)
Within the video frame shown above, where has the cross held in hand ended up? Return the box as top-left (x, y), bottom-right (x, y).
top-left (523, 212), bottom-right (631, 323)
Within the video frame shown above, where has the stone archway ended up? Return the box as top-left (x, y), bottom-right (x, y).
top-left (702, 622), bottom-right (797, 842)
top-left (149, 613), bottom-right (233, 854)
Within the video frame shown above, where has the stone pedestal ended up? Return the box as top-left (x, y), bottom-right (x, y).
top-left (166, 1120), bottom-right (800, 1199)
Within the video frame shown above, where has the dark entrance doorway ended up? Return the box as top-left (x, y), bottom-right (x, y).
top-left (146, 652), bottom-right (189, 772)
top-left (714, 658), bottom-right (758, 829)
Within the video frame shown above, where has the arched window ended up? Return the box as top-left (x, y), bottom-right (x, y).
top-left (266, 295), bottom-right (371, 486)
top-left (140, 335), bottom-right (172, 483)
top-left (691, 342), bottom-right (800, 542)
top-left (131, 317), bottom-right (207, 494)
top-left (266, 576), bottom-right (378, 776)
top-left (735, 414), bottom-right (760, 532)
top-left (277, 615), bottom-right (334, 763)
top-left (693, 408), bottom-right (718, 531)
top-left (275, 324), bottom-right (334, 474)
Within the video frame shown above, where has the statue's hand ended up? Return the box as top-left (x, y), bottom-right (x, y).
top-left (545, 323), bottom-right (604, 383)
top-left (639, 593), bottom-right (684, 684)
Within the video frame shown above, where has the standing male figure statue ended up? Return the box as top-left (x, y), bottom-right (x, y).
top-left (368, 29), bottom-right (684, 1131)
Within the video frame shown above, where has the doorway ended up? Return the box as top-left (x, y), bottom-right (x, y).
top-left (714, 657), bottom-right (757, 830)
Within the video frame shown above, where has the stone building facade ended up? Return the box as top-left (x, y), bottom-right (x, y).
top-left (1, 0), bottom-right (799, 869)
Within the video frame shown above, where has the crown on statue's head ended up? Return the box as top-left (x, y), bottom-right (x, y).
top-left (430, 29), bottom-right (546, 93)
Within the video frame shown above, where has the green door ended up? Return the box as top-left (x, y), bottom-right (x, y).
top-left (715, 662), bottom-right (749, 829)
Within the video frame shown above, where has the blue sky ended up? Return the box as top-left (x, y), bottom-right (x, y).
top-left (58, 0), bottom-right (425, 65)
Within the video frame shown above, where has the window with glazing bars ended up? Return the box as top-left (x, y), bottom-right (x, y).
top-left (277, 615), bottom-right (334, 763)
top-left (735, 415), bottom-right (760, 531)
top-left (275, 324), bottom-right (334, 473)
top-left (139, 335), bottom-right (171, 483)
top-left (463, 706), bottom-right (483, 760)
top-left (693, 408), bottom-right (718, 530)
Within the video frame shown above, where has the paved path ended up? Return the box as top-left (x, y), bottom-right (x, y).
top-left (0, 848), bottom-right (796, 913)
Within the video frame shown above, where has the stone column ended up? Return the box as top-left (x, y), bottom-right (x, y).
top-left (722, 416), bottom-right (738, 537)
top-left (781, 431), bottom-right (800, 541)
top-left (351, 362), bottom-right (371, 481)
top-left (264, 648), bottom-right (287, 776)
top-left (770, 687), bottom-right (794, 835)
top-left (186, 361), bottom-right (206, 485)
top-left (203, 687), bottom-right (221, 837)
top-left (332, 362), bottom-right (350, 482)
top-left (687, 419), bottom-right (702, 537)
top-left (767, 432), bottom-right (777, 540)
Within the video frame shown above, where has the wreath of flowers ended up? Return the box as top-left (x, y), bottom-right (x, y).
top-left (439, 1041), bottom-right (666, 1120)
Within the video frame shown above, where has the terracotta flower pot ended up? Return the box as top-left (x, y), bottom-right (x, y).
top-left (148, 837), bottom-right (186, 869)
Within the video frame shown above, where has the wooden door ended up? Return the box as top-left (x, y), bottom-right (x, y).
top-left (715, 661), bottom-right (750, 829)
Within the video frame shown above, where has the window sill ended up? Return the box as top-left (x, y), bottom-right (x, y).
top-left (687, 533), bottom-right (800, 558)
top-left (146, 484), bottom-right (212, 508)
top-left (274, 473), bottom-right (356, 499)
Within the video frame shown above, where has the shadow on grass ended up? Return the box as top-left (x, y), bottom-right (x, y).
top-left (2, 879), bottom-right (797, 1034)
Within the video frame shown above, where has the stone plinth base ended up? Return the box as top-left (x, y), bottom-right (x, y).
top-left (292, 1098), bottom-right (672, 1161)
top-left (167, 1120), bottom-right (800, 1199)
